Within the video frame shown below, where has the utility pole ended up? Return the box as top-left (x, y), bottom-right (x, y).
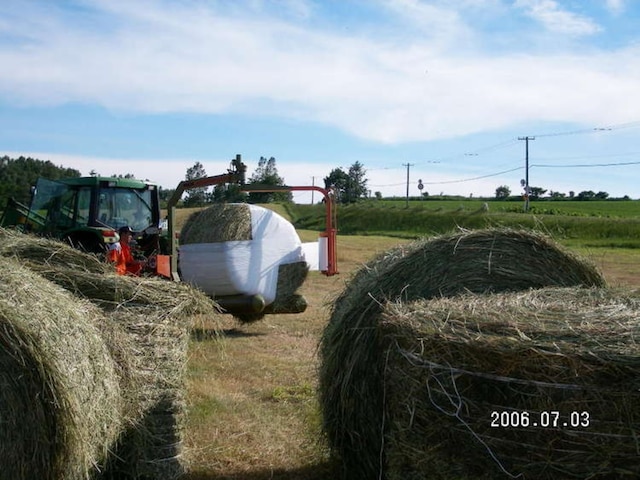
top-left (402, 163), bottom-right (414, 208)
top-left (311, 176), bottom-right (315, 204)
top-left (518, 136), bottom-right (535, 212)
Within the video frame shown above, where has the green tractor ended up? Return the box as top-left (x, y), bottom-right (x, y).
top-left (1, 176), bottom-right (162, 254)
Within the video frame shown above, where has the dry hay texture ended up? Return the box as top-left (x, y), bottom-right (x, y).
top-left (103, 304), bottom-right (200, 480)
top-left (179, 203), bottom-right (252, 244)
top-left (0, 228), bottom-right (219, 480)
top-left (319, 228), bottom-right (607, 480)
top-left (380, 288), bottom-right (640, 480)
top-left (0, 256), bottom-right (124, 480)
top-left (0, 227), bottom-right (110, 273)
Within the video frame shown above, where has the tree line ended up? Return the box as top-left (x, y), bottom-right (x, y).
top-left (0, 154), bottom-right (372, 210)
top-left (175, 156), bottom-right (295, 207)
top-left (0, 156), bottom-right (81, 208)
top-left (494, 185), bottom-right (627, 201)
top-left (2, 154), bottom-right (631, 211)
top-left (174, 157), bottom-right (370, 207)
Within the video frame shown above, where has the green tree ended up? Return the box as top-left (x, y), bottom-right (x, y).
top-left (0, 155), bottom-right (81, 207)
top-left (183, 161), bottom-right (208, 207)
top-left (529, 186), bottom-right (547, 200)
top-left (595, 191), bottom-right (609, 200)
top-left (324, 167), bottom-right (349, 203)
top-left (346, 161), bottom-right (368, 202)
top-left (159, 187), bottom-right (177, 208)
top-left (577, 190), bottom-right (596, 201)
top-left (549, 190), bottom-right (566, 199)
top-left (324, 162), bottom-right (368, 204)
top-left (211, 183), bottom-right (247, 203)
top-left (495, 185), bottom-right (511, 200)
top-left (247, 156), bottom-right (291, 203)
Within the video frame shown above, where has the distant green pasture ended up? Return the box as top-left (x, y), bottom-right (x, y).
top-left (375, 199), bottom-right (640, 218)
top-left (286, 200), bottom-right (640, 248)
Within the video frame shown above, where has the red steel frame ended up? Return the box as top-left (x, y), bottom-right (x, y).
top-left (241, 185), bottom-right (338, 276)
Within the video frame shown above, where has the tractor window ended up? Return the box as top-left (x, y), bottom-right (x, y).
top-left (98, 187), bottom-right (154, 231)
top-left (30, 178), bottom-right (68, 217)
top-left (56, 189), bottom-right (78, 229)
top-left (28, 179), bottom-right (90, 234)
top-left (76, 187), bottom-right (91, 225)
top-left (29, 178), bottom-right (71, 233)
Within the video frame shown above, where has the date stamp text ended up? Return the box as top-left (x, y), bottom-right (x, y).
top-left (490, 410), bottom-right (590, 428)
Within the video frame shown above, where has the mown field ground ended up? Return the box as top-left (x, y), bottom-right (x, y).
top-left (177, 201), bottom-right (640, 480)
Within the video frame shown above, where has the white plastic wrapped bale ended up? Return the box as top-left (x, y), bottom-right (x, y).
top-left (178, 204), bottom-right (308, 315)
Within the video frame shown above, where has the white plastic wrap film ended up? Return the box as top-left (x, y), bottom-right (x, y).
top-left (179, 205), bottom-right (306, 304)
top-left (318, 235), bottom-right (329, 272)
top-left (301, 242), bottom-right (320, 270)
top-left (179, 241), bottom-right (258, 297)
top-left (249, 204), bottom-right (300, 245)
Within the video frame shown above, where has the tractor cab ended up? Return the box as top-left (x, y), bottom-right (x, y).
top-left (5, 176), bottom-right (161, 253)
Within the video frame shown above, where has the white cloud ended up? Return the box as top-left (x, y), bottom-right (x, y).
top-left (0, 0), bottom-right (638, 146)
top-left (514, 0), bottom-right (602, 36)
top-left (378, 0), bottom-right (470, 44)
top-left (605, 0), bottom-right (625, 15)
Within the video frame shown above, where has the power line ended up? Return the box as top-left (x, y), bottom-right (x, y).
top-left (360, 120), bottom-right (640, 195)
top-left (371, 159), bottom-right (640, 190)
top-left (368, 120), bottom-right (640, 173)
top-left (532, 160), bottom-right (640, 168)
top-left (366, 121), bottom-right (640, 176)
top-left (368, 181), bottom-right (406, 187)
top-left (532, 151), bottom-right (640, 162)
top-left (421, 139), bottom-right (520, 165)
top-left (595, 120), bottom-right (640, 131)
top-left (413, 155), bottom-right (640, 189)
top-left (424, 120), bottom-right (639, 166)
top-left (533, 119), bottom-right (640, 138)
top-left (460, 139), bottom-right (520, 157)
top-left (534, 127), bottom-right (604, 138)
top-left (421, 166), bottom-right (523, 185)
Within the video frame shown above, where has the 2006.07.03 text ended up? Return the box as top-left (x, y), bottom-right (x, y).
top-left (490, 410), bottom-right (590, 428)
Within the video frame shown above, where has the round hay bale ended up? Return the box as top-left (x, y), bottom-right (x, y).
top-left (44, 267), bottom-right (218, 314)
top-left (0, 231), bottom-right (221, 479)
top-left (319, 228), bottom-right (606, 479)
top-left (379, 287), bottom-right (640, 479)
top-left (178, 203), bottom-right (308, 318)
top-left (0, 227), bottom-right (109, 273)
top-left (0, 256), bottom-right (125, 480)
top-left (103, 304), bottom-right (196, 480)
top-left (25, 267), bottom-right (218, 479)
top-left (179, 203), bottom-right (252, 244)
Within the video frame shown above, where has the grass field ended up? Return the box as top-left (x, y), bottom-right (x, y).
top-left (285, 200), bottom-right (640, 247)
top-left (177, 202), bottom-right (640, 479)
top-left (183, 233), bottom-right (406, 480)
top-left (2, 201), bottom-right (636, 479)
top-left (375, 198), bottom-right (640, 217)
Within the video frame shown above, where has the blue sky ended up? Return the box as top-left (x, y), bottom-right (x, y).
top-left (1, 0), bottom-right (639, 203)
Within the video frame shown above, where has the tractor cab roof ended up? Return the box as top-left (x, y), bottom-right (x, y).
top-left (59, 176), bottom-right (158, 189)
